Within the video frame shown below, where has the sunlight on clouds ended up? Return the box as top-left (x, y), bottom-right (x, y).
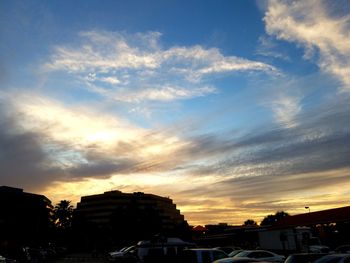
top-left (265, 0), bottom-right (350, 90)
top-left (42, 172), bottom-right (234, 225)
top-left (7, 92), bottom-right (192, 170)
top-left (14, 94), bottom-right (139, 147)
top-left (85, 130), bottom-right (117, 143)
top-left (176, 167), bottom-right (350, 225)
top-left (42, 171), bottom-right (211, 205)
top-left (3, 0), bottom-right (350, 228)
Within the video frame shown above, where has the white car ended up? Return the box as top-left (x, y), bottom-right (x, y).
top-left (234, 250), bottom-right (285, 262)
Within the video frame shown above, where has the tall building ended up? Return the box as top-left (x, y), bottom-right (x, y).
top-left (74, 190), bottom-right (188, 246)
top-left (0, 186), bottom-right (53, 245)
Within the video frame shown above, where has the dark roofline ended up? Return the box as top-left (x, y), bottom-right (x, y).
top-left (272, 206), bottom-right (350, 229)
top-left (79, 190), bottom-right (172, 203)
top-left (0, 185), bottom-right (51, 204)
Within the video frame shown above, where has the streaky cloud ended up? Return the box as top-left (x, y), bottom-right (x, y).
top-left (44, 31), bottom-right (277, 103)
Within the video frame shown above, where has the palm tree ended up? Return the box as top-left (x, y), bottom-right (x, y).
top-left (54, 200), bottom-right (74, 229)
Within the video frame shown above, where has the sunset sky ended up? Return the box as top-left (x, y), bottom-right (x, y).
top-left (1, 0), bottom-right (350, 226)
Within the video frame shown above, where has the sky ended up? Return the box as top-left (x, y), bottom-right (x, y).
top-left (1, 0), bottom-right (350, 226)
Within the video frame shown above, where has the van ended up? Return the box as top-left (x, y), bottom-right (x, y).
top-left (136, 237), bottom-right (195, 263)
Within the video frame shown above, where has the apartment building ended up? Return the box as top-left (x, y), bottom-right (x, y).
top-left (74, 190), bottom-right (188, 245)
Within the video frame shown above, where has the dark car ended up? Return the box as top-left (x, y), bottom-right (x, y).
top-left (335, 246), bottom-right (350, 254)
top-left (284, 253), bottom-right (329, 263)
top-left (313, 254), bottom-right (350, 263)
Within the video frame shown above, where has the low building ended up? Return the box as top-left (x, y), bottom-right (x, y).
top-left (73, 190), bottom-right (189, 247)
top-left (0, 186), bottom-right (53, 246)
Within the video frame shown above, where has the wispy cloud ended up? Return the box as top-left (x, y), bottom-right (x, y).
top-left (112, 86), bottom-right (217, 102)
top-left (265, 0), bottom-right (350, 91)
top-left (256, 36), bottom-right (290, 61)
top-left (271, 95), bottom-right (302, 128)
top-left (44, 31), bottom-right (277, 103)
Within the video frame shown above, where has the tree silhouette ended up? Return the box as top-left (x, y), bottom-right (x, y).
top-left (54, 200), bottom-right (74, 229)
top-left (260, 211), bottom-right (289, 226)
top-left (243, 219), bottom-right (258, 226)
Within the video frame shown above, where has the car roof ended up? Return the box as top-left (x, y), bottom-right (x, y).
top-left (239, 250), bottom-right (274, 253)
top-left (314, 254), bottom-right (350, 262)
top-left (186, 248), bottom-right (225, 251)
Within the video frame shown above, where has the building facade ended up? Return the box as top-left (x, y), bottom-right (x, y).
top-left (0, 186), bottom-right (53, 246)
top-left (73, 190), bottom-right (189, 247)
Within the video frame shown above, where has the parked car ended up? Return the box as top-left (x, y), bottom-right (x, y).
top-left (234, 250), bottom-right (285, 263)
top-left (284, 253), bottom-right (329, 263)
top-left (229, 250), bottom-right (244, 257)
top-left (215, 247), bottom-right (242, 255)
top-left (136, 237), bottom-right (195, 263)
top-left (0, 255), bottom-right (16, 263)
top-left (313, 254), bottom-right (350, 263)
top-left (308, 245), bottom-right (330, 253)
top-left (335, 246), bottom-right (350, 254)
top-left (214, 256), bottom-right (267, 263)
top-left (179, 248), bottom-right (228, 263)
top-left (108, 245), bottom-right (137, 262)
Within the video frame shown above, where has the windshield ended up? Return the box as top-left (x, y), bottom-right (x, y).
top-left (234, 251), bottom-right (250, 258)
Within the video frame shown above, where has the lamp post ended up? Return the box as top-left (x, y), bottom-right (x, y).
top-left (305, 206), bottom-right (310, 213)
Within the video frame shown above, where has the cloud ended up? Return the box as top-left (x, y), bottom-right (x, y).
top-left (256, 36), bottom-right (291, 61)
top-left (0, 91), bottom-right (197, 184)
top-left (4, 19), bottom-right (350, 224)
top-left (269, 93), bottom-right (302, 128)
top-left (44, 31), bottom-right (277, 103)
top-left (212, 94), bottom-right (350, 173)
top-left (112, 86), bottom-right (217, 102)
top-left (175, 166), bottom-right (350, 224)
top-left (0, 99), bottom-right (64, 190)
top-left (264, 0), bottom-right (350, 91)
top-left (2, 87), bottom-right (350, 224)
top-left (100, 76), bottom-right (121, 85)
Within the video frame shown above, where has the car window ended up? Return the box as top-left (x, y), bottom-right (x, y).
top-left (229, 250), bottom-right (243, 257)
top-left (236, 251), bottom-right (250, 257)
top-left (315, 256), bottom-right (342, 263)
top-left (202, 251), bottom-right (212, 263)
top-left (260, 252), bottom-right (274, 257)
top-left (147, 248), bottom-right (164, 256)
top-left (181, 250), bottom-right (197, 263)
top-left (213, 250), bottom-right (228, 260)
top-left (249, 252), bottom-right (260, 258)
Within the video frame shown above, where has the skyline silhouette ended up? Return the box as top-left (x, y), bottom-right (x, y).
top-left (1, 0), bottom-right (350, 226)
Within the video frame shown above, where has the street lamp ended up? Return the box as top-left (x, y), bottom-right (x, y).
top-left (305, 206), bottom-right (310, 213)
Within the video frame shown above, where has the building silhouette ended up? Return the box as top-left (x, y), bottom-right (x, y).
top-left (0, 186), bottom-right (53, 251)
top-left (73, 190), bottom-right (189, 248)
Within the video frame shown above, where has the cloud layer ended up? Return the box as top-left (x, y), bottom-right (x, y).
top-left (45, 31), bottom-right (276, 103)
top-left (265, 0), bottom-right (350, 91)
top-left (2, 1), bottom-right (350, 225)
